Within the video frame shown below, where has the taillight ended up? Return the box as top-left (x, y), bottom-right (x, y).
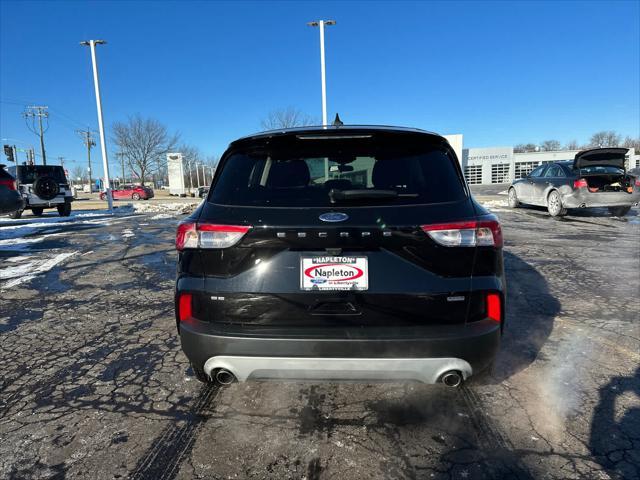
top-left (0, 179), bottom-right (16, 191)
top-left (635, 178), bottom-right (640, 187)
top-left (421, 219), bottom-right (503, 247)
top-left (175, 221), bottom-right (250, 250)
top-left (178, 293), bottom-right (193, 323)
top-left (486, 293), bottom-right (502, 323)
top-left (573, 178), bottom-right (588, 189)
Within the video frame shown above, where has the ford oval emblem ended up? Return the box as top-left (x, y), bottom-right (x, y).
top-left (319, 212), bottom-right (349, 223)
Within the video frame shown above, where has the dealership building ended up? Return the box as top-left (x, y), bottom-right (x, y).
top-left (443, 134), bottom-right (639, 186)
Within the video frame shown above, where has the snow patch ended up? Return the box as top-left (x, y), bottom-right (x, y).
top-left (121, 229), bottom-right (135, 238)
top-left (0, 251), bottom-right (78, 290)
top-left (132, 202), bottom-right (200, 215)
top-left (0, 211), bottom-right (116, 249)
top-left (480, 199), bottom-right (510, 212)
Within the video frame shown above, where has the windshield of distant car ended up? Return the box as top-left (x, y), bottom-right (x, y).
top-left (210, 139), bottom-right (466, 207)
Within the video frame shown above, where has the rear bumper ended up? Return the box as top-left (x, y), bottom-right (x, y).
top-left (204, 356), bottom-right (474, 383)
top-left (179, 319), bottom-right (501, 382)
top-left (0, 190), bottom-right (25, 214)
top-left (26, 194), bottom-right (73, 207)
top-left (562, 189), bottom-right (640, 208)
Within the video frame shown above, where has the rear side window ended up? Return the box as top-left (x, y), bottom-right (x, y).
top-left (211, 141), bottom-right (466, 207)
top-left (0, 166), bottom-right (14, 180)
top-left (529, 165), bottom-right (546, 178)
top-left (544, 165), bottom-right (564, 177)
top-left (15, 165), bottom-right (67, 184)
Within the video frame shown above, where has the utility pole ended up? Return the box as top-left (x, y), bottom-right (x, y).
top-left (187, 158), bottom-right (194, 194)
top-left (118, 152), bottom-right (126, 187)
top-left (81, 39), bottom-right (113, 212)
top-left (77, 128), bottom-right (95, 192)
top-left (307, 20), bottom-right (335, 126)
top-left (58, 156), bottom-right (65, 168)
top-left (23, 106), bottom-right (49, 164)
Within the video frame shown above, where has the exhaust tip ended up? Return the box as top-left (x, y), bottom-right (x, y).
top-left (215, 369), bottom-right (236, 385)
top-left (441, 370), bottom-right (463, 388)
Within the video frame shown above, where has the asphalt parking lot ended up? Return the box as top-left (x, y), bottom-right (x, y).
top-left (0, 199), bottom-right (638, 480)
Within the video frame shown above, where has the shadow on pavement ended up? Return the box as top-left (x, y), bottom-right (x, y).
top-left (492, 251), bottom-right (561, 383)
top-left (589, 366), bottom-right (640, 480)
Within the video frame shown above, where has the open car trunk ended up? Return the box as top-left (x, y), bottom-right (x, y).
top-left (575, 148), bottom-right (634, 193)
top-left (584, 174), bottom-right (635, 193)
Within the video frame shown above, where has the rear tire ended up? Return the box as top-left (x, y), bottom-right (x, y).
top-left (57, 203), bottom-right (71, 217)
top-left (132, 193), bottom-right (141, 200)
top-left (507, 188), bottom-right (519, 208)
top-left (547, 191), bottom-right (567, 217)
top-left (31, 207), bottom-right (44, 216)
top-left (9, 209), bottom-right (23, 219)
top-left (191, 363), bottom-right (213, 384)
top-left (608, 206), bottom-right (631, 217)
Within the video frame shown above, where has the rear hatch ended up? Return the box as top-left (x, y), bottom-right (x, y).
top-left (183, 129), bottom-right (501, 329)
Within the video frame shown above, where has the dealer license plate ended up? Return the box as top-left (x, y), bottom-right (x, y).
top-left (300, 256), bottom-right (368, 291)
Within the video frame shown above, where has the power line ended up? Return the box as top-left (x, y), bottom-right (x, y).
top-left (23, 106), bottom-right (49, 165)
top-left (76, 127), bottom-right (96, 189)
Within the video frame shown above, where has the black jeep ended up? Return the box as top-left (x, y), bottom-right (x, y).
top-left (7, 165), bottom-right (73, 218)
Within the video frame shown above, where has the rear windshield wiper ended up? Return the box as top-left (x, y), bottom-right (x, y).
top-left (329, 188), bottom-right (399, 203)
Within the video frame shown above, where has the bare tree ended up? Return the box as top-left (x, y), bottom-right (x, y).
top-left (71, 165), bottom-right (86, 182)
top-left (514, 143), bottom-right (537, 153)
top-left (540, 140), bottom-right (561, 151)
top-left (564, 140), bottom-right (580, 150)
top-left (261, 107), bottom-right (317, 130)
top-left (622, 136), bottom-right (640, 151)
top-left (112, 115), bottom-right (179, 184)
top-left (205, 155), bottom-right (219, 169)
top-left (178, 144), bottom-right (204, 189)
top-left (589, 131), bottom-right (621, 148)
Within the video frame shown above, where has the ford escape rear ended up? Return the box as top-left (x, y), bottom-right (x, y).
top-left (175, 126), bottom-right (505, 387)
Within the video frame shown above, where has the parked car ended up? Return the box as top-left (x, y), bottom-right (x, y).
top-left (6, 164), bottom-right (73, 218)
top-left (174, 126), bottom-right (504, 388)
top-left (0, 164), bottom-right (25, 216)
top-left (197, 186), bottom-right (209, 198)
top-left (508, 148), bottom-right (640, 217)
top-left (100, 184), bottom-right (154, 201)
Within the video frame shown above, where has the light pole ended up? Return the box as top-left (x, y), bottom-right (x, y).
top-left (80, 39), bottom-right (113, 212)
top-left (307, 20), bottom-right (335, 126)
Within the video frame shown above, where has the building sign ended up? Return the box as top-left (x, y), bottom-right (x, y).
top-left (467, 153), bottom-right (510, 162)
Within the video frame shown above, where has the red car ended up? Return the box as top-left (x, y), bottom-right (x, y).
top-left (100, 184), bottom-right (154, 201)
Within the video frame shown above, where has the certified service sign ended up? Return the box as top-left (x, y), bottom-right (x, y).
top-left (301, 256), bottom-right (368, 291)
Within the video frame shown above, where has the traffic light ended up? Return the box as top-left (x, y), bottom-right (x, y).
top-left (3, 145), bottom-right (15, 162)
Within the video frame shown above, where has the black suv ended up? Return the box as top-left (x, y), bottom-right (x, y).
top-left (7, 165), bottom-right (73, 218)
top-left (175, 126), bottom-right (504, 387)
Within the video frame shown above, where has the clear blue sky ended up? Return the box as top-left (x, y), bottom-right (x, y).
top-left (1, 0), bottom-right (639, 177)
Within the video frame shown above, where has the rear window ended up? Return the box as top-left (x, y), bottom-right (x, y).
top-left (210, 138), bottom-right (466, 207)
top-left (14, 165), bottom-right (67, 184)
top-left (579, 165), bottom-right (624, 175)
